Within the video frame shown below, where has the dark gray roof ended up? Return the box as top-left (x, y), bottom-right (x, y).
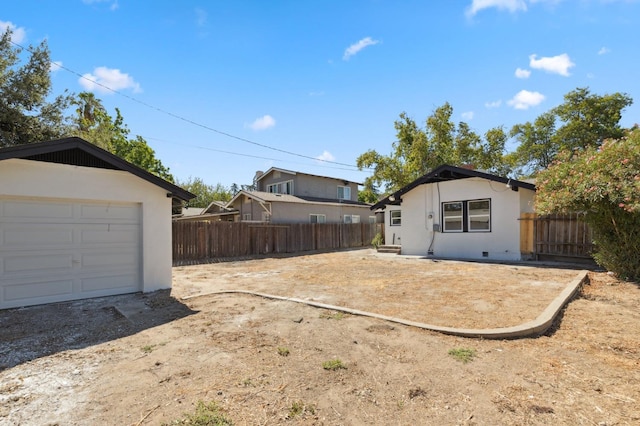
top-left (370, 164), bottom-right (536, 210)
top-left (0, 137), bottom-right (195, 202)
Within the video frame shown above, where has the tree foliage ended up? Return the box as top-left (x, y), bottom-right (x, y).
top-left (0, 29), bottom-right (71, 147)
top-left (510, 88), bottom-right (632, 176)
top-left (357, 103), bottom-right (509, 194)
top-left (176, 176), bottom-right (232, 208)
top-left (70, 92), bottom-right (174, 182)
top-left (536, 128), bottom-right (640, 280)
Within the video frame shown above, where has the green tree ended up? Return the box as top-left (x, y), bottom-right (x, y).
top-left (176, 177), bottom-right (232, 208)
top-left (357, 103), bottom-right (509, 194)
top-left (510, 88), bottom-right (632, 176)
top-left (0, 29), bottom-right (71, 147)
top-left (536, 128), bottom-right (640, 281)
top-left (70, 92), bottom-right (174, 182)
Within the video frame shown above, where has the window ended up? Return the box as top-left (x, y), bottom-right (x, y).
top-left (337, 186), bottom-right (351, 200)
top-left (369, 216), bottom-right (376, 224)
top-left (243, 213), bottom-right (252, 221)
top-left (442, 199), bottom-right (491, 233)
top-left (468, 199), bottom-right (490, 231)
top-left (310, 214), bottom-right (326, 224)
top-left (344, 215), bottom-right (360, 224)
top-left (267, 180), bottom-right (293, 194)
top-left (443, 202), bottom-right (463, 232)
top-left (390, 210), bottom-right (401, 226)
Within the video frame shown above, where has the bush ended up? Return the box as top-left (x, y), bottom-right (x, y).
top-left (536, 128), bottom-right (640, 281)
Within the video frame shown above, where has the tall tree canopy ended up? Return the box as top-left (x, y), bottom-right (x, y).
top-left (510, 87), bottom-right (632, 176)
top-left (70, 92), bottom-right (174, 182)
top-left (176, 176), bottom-right (232, 208)
top-left (0, 29), bottom-right (71, 148)
top-left (357, 103), bottom-right (509, 194)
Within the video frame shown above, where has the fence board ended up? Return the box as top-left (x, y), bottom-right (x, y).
top-left (172, 221), bottom-right (379, 265)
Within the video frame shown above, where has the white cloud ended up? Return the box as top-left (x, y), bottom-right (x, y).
top-left (248, 115), bottom-right (276, 131)
top-left (461, 111), bottom-right (475, 120)
top-left (598, 47), bottom-right (610, 55)
top-left (50, 61), bottom-right (63, 72)
top-left (343, 37), bottom-right (379, 61)
top-left (82, 0), bottom-right (119, 10)
top-left (195, 8), bottom-right (208, 27)
top-left (0, 20), bottom-right (27, 43)
top-left (79, 66), bottom-right (142, 94)
top-left (515, 67), bottom-right (531, 79)
top-left (316, 151), bottom-right (335, 162)
top-left (466, 0), bottom-right (527, 17)
top-left (485, 100), bottom-right (502, 108)
top-left (529, 53), bottom-right (575, 76)
top-left (508, 90), bottom-right (545, 110)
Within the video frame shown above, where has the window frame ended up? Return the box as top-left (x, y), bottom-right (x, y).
top-left (337, 185), bottom-right (351, 200)
top-left (390, 210), bottom-right (401, 226)
top-left (441, 198), bottom-right (491, 233)
top-left (309, 214), bottom-right (326, 224)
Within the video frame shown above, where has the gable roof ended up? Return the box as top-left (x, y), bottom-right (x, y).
top-left (0, 137), bottom-right (195, 202)
top-left (255, 167), bottom-right (363, 186)
top-left (228, 190), bottom-right (371, 207)
top-left (370, 164), bottom-right (536, 210)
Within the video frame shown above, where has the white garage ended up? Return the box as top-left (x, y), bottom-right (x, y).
top-left (0, 137), bottom-right (194, 309)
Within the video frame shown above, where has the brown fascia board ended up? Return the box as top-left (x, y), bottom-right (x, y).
top-left (369, 164), bottom-right (536, 211)
top-left (0, 137), bottom-right (196, 202)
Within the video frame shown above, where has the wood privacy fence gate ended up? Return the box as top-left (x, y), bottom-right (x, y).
top-left (173, 221), bottom-right (381, 265)
top-left (520, 213), bottom-right (594, 262)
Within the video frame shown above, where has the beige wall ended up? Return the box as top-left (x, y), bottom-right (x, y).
top-left (0, 159), bottom-right (173, 292)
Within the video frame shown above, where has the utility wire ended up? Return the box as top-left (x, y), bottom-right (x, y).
top-left (9, 39), bottom-right (372, 171)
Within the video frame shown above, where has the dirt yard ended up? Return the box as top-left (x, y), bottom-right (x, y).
top-left (1, 249), bottom-right (639, 425)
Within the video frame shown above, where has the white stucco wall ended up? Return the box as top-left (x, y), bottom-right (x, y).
top-left (0, 159), bottom-right (173, 292)
top-left (400, 178), bottom-right (535, 261)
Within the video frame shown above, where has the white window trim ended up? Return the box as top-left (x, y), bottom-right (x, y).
top-left (390, 210), bottom-right (401, 226)
top-left (337, 185), bottom-right (351, 200)
top-left (310, 214), bottom-right (326, 224)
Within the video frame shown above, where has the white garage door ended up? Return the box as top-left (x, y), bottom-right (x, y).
top-left (0, 197), bottom-right (142, 309)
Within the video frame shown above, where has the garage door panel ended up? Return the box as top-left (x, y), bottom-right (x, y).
top-left (2, 200), bottom-right (74, 220)
top-left (3, 279), bottom-right (74, 302)
top-left (3, 225), bottom-right (74, 246)
top-left (81, 274), bottom-right (139, 293)
top-left (3, 253), bottom-right (74, 274)
top-left (80, 204), bottom-right (140, 221)
top-left (80, 225), bottom-right (140, 245)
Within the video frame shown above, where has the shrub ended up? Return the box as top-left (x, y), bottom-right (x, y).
top-left (536, 128), bottom-right (640, 281)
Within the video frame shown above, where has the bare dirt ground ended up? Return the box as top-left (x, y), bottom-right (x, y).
top-left (1, 249), bottom-right (639, 425)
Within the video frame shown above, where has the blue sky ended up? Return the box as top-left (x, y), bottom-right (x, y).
top-left (2, 0), bottom-right (639, 189)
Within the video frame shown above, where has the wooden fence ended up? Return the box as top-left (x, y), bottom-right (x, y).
top-left (172, 221), bottom-right (382, 264)
top-left (520, 213), bottom-right (594, 262)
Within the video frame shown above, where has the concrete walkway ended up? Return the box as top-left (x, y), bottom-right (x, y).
top-left (183, 270), bottom-right (589, 339)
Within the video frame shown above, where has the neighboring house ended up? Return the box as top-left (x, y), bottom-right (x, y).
top-left (371, 165), bottom-right (536, 261)
top-left (173, 200), bottom-right (238, 222)
top-left (227, 167), bottom-right (374, 224)
top-left (0, 137), bottom-right (195, 309)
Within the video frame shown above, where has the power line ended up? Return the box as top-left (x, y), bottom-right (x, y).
top-left (9, 39), bottom-right (373, 171)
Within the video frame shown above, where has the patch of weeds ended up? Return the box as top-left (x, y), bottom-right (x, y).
top-left (164, 400), bottom-right (233, 425)
top-left (277, 347), bottom-right (290, 357)
top-left (141, 344), bottom-right (156, 354)
top-left (448, 348), bottom-right (476, 364)
top-left (319, 311), bottom-right (345, 320)
top-left (322, 359), bottom-right (346, 370)
top-left (288, 401), bottom-right (316, 419)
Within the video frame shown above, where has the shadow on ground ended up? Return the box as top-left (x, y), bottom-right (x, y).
top-left (0, 290), bottom-right (196, 371)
